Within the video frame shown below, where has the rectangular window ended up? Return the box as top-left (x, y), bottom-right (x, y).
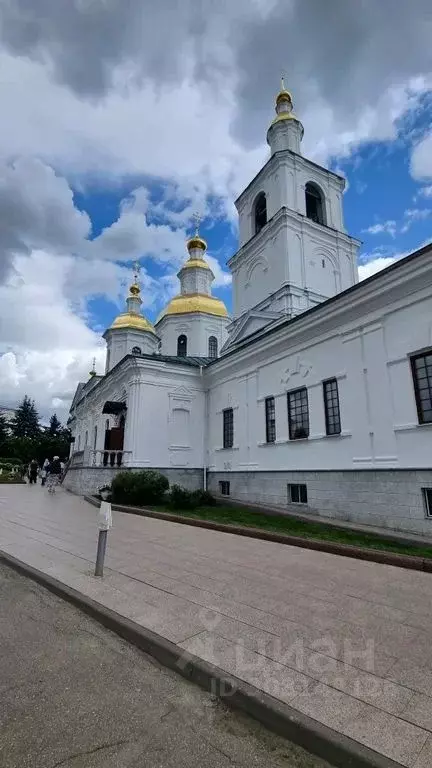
top-left (219, 481), bottom-right (230, 496)
top-left (287, 387), bottom-right (309, 440)
top-left (288, 483), bottom-right (308, 504)
top-left (265, 396), bottom-right (276, 443)
top-left (223, 408), bottom-right (234, 449)
top-left (411, 351), bottom-right (432, 424)
top-left (423, 489), bottom-right (432, 518)
top-left (323, 378), bottom-right (341, 435)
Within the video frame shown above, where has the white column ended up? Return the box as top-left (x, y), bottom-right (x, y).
top-left (123, 376), bottom-right (143, 467)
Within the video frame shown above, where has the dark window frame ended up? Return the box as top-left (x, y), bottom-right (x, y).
top-left (177, 334), bottom-right (187, 357)
top-left (411, 350), bottom-right (432, 425)
top-left (223, 408), bottom-right (234, 449)
top-left (288, 483), bottom-right (308, 504)
top-left (287, 387), bottom-right (309, 440)
top-left (208, 336), bottom-right (218, 359)
top-left (423, 488), bottom-right (432, 518)
top-left (265, 396), bottom-right (276, 443)
top-left (323, 378), bottom-right (341, 436)
top-left (254, 192), bottom-right (267, 234)
top-left (219, 481), bottom-right (230, 496)
top-left (305, 182), bottom-right (325, 226)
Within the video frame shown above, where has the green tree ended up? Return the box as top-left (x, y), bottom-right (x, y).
top-left (49, 413), bottom-right (62, 435)
top-left (11, 396), bottom-right (40, 439)
top-left (0, 413), bottom-right (9, 450)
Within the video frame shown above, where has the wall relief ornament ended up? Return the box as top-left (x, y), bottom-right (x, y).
top-left (280, 355), bottom-right (313, 384)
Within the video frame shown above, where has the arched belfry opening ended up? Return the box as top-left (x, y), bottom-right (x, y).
top-left (177, 334), bottom-right (187, 357)
top-left (305, 182), bottom-right (326, 226)
top-left (254, 192), bottom-right (267, 234)
top-left (208, 336), bottom-right (218, 358)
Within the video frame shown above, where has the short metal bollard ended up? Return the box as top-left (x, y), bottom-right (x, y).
top-left (94, 500), bottom-right (112, 577)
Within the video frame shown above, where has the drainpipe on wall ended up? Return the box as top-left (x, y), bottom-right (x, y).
top-left (200, 365), bottom-right (208, 491)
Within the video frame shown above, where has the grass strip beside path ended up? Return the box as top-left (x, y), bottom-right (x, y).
top-left (151, 504), bottom-right (432, 560)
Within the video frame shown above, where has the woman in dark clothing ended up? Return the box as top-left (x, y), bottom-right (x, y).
top-left (28, 459), bottom-right (39, 485)
top-left (47, 456), bottom-right (62, 494)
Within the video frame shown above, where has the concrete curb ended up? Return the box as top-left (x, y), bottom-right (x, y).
top-left (0, 549), bottom-right (403, 768)
top-left (84, 495), bottom-right (432, 574)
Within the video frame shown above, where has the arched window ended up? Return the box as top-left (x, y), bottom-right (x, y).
top-left (131, 346), bottom-right (142, 355)
top-left (93, 426), bottom-right (98, 450)
top-left (177, 334), bottom-right (187, 357)
top-left (254, 192), bottom-right (267, 234)
top-left (208, 336), bottom-right (218, 359)
top-left (84, 430), bottom-right (88, 446)
top-left (305, 182), bottom-right (325, 225)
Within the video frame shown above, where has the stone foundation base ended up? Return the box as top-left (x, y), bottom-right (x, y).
top-left (208, 469), bottom-right (432, 537)
top-left (63, 466), bottom-right (204, 496)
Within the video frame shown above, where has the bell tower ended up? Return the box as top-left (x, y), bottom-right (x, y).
top-left (226, 80), bottom-right (360, 346)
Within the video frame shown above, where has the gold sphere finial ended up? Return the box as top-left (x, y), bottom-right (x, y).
top-left (276, 73), bottom-right (293, 108)
top-left (187, 212), bottom-right (207, 253)
top-left (129, 260), bottom-right (141, 296)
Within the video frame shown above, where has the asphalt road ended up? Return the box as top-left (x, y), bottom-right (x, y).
top-left (0, 563), bottom-right (330, 768)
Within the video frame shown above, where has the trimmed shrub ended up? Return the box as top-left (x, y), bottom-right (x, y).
top-left (111, 470), bottom-right (169, 506)
top-left (169, 486), bottom-right (217, 510)
top-left (169, 485), bottom-right (200, 510)
top-left (196, 489), bottom-right (217, 507)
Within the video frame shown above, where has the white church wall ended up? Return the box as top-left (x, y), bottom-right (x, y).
top-left (157, 314), bottom-right (229, 358)
top-left (105, 328), bottom-right (158, 371)
top-left (125, 365), bottom-right (205, 470)
top-left (68, 359), bottom-right (206, 484)
top-left (230, 209), bottom-right (359, 321)
top-left (205, 261), bottom-right (432, 533)
top-left (235, 152), bottom-right (346, 250)
top-left (181, 269), bottom-right (212, 295)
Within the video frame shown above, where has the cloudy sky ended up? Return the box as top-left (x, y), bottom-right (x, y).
top-left (0, 0), bottom-right (431, 421)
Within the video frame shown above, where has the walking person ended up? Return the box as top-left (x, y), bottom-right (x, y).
top-left (46, 456), bottom-right (62, 494)
top-left (41, 458), bottom-right (50, 487)
top-left (28, 459), bottom-right (39, 485)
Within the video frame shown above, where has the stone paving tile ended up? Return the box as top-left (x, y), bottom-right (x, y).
top-left (342, 707), bottom-right (429, 767)
top-left (413, 735), bottom-right (432, 767)
top-left (2, 485), bottom-right (432, 767)
top-left (401, 692), bottom-right (432, 732)
top-left (386, 659), bottom-right (432, 697)
top-left (179, 631), bottom-right (314, 704)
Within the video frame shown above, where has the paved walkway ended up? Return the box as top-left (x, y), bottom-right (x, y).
top-left (1, 485), bottom-right (432, 767)
top-left (1, 563), bottom-right (328, 768)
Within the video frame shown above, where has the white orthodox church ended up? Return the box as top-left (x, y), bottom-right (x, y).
top-left (66, 82), bottom-right (432, 537)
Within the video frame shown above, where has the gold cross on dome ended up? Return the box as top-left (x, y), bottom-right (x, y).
top-left (192, 212), bottom-right (202, 235)
top-left (133, 260), bottom-right (141, 282)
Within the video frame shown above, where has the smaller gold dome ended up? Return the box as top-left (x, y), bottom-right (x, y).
top-left (187, 234), bottom-right (207, 252)
top-left (110, 312), bottom-right (157, 334)
top-left (129, 282), bottom-right (140, 296)
top-left (276, 88), bottom-right (293, 106)
top-left (157, 293), bottom-right (228, 321)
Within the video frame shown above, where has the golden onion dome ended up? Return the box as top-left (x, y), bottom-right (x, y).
top-left (129, 282), bottom-right (140, 296)
top-left (276, 88), bottom-right (293, 106)
top-left (187, 234), bottom-right (207, 252)
top-left (156, 293), bottom-right (228, 322)
top-left (109, 312), bottom-right (157, 334)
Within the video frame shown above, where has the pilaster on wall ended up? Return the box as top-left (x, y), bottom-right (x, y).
top-left (123, 376), bottom-right (144, 467)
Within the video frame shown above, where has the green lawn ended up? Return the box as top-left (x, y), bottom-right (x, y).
top-left (153, 504), bottom-right (432, 560)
